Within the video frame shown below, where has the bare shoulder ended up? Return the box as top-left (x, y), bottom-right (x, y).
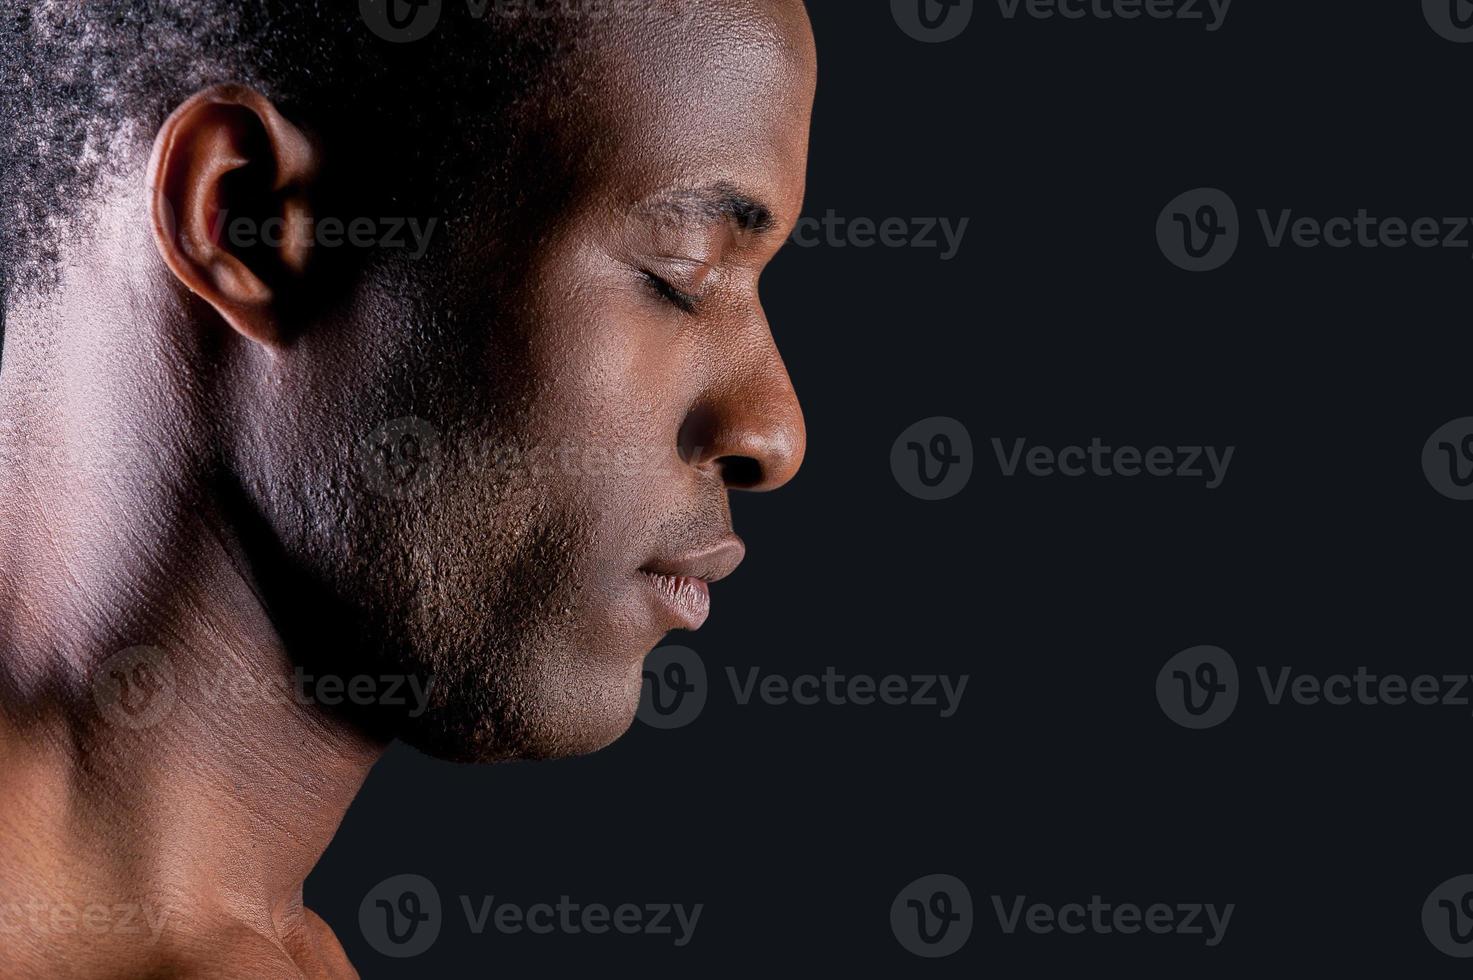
top-left (0, 930), bottom-right (305, 980)
top-left (161, 935), bottom-right (305, 980)
top-left (295, 907), bottom-right (359, 979)
top-left (165, 915), bottom-right (357, 980)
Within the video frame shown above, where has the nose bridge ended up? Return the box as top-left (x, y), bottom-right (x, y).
top-left (683, 326), bottom-right (806, 492)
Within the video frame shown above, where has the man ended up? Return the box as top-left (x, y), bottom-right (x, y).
top-left (0, 0), bottom-right (813, 975)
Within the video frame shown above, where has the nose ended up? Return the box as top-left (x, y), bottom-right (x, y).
top-left (679, 338), bottom-right (806, 492)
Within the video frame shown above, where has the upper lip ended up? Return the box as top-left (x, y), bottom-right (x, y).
top-left (640, 535), bottom-right (747, 584)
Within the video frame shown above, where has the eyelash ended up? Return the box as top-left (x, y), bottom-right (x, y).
top-left (640, 270), bottom-right (700, 315)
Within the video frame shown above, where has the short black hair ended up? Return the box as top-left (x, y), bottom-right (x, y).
top-left (0, 0), bottom-right (603, 318)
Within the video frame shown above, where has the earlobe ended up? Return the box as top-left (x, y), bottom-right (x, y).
top-left (146, 84), bottom-right (319, 348)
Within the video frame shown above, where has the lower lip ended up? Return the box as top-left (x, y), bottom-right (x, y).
top-left (640, 571), bottom-right (711, 631)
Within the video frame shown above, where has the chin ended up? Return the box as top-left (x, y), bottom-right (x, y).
top-left (525, 646), bottom-right (650, 758)
top-left (396, 645), bottom-right (647, 764)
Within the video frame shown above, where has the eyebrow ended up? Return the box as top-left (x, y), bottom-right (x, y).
top-left (640, 183), bottom-right (776, 236)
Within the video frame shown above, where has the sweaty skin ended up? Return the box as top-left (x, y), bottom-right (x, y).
top-left (0, 2), bottom-right (815, 977)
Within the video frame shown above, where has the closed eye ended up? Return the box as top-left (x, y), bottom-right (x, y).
top-left (640, 269), bottom-right (700, 315)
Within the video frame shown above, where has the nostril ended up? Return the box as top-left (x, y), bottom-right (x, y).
top-left (677, 403), bottom-right (717, 468)
top-left (718, 455), bottom-right (763, 489)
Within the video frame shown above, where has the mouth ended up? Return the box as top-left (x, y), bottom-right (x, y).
top-left (639, 536), bottom-right (746, 632)
top-left (639, 571), bottom-right (713, 631)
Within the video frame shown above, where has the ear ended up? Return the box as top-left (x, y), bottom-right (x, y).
top-left (146, 84), bottom-right (319, 348)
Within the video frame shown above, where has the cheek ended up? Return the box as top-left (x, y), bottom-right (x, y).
top-left (515, 238), bottom-right (697, 442)
top-left (525, 318), bottom-right (670, 436)
top-left (502, 292), bottom-right (698, 518)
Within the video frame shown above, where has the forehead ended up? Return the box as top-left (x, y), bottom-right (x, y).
top-left (551, 1), bottom-right (816, 228)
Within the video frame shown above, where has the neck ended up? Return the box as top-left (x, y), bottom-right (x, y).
top-left (0, 366), bottom-right (384, 967)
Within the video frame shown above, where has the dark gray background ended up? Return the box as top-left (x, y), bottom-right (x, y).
top-left (308, 1), bottom-right (1473, 973)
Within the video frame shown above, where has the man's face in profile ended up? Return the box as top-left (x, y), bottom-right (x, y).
top-left (222, 3), bottom-right (814, 762)
top-left (0, 2), bottom-right (814, 974)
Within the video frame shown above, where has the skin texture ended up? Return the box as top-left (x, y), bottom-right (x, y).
top-left (0, 2), bottom-right (815, 977)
